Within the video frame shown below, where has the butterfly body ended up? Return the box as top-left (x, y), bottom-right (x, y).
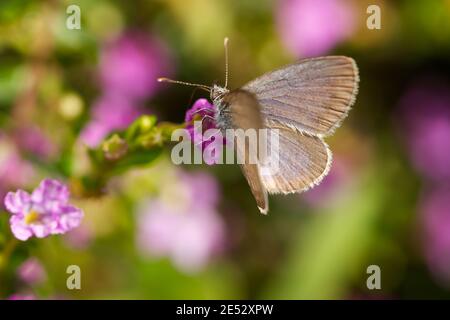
top-left (211, 85), bottom-right (233, 132)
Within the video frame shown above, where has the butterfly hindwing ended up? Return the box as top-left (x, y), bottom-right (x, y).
top-left (259, 125), bottom-right (332, 194)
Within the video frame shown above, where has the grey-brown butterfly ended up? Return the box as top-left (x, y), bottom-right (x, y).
top-left (159, 38), bottom-right (359, 214)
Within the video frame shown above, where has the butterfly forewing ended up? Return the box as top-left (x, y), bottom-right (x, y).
top-left (221, 90), bottom-right (269, 214)
top-left (243, 56), bottom-right (359, 137)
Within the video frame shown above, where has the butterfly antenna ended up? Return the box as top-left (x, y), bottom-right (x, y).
top-left (157, 77), bottom-right (211, 92)
top-left (224, 37), bottom-right (229, 88)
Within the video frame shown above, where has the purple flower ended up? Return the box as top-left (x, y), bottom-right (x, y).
top-left (17, 257), bottom-right (47, 285)
top-left (80, 94), bottom-right (144, 148)
top-left (185, 99), bottom-right (224, 165)
top-left (136, 171), bottom-right (225, 273)
top-left (276, 0), bottom-right (356, 57)
top-left (397, 78), bottom-right (450, 182)
top-left (4, 179), bottom-right (84, 241)
top-left (419, 186), bottom-right (450, 285)
top-left (99, 31), bottom-right (172, 100)
top-left (185, 98), bottom-right (217, 140)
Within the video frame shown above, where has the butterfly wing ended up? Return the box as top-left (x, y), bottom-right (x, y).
top-left (243, 56), bottom-right (359, 137)
top-left (260, 124), bottom-right (332, 194)
top-left (222, 90), bottom-right (269, 214)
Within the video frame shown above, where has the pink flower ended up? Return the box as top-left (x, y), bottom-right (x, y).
top-left (136, 171), bottom-right (225, 273)
top-left (99, 31), bottom-right (172, 100)
top-left (397, 78), bottom-right (450, 182)
top-left (185, 99), bottom-right (224, 165)
top-left (277, 0), bottom-right (356, 57)
top-left (4, 179), bottom-right (84, 241)
top-left (17, 257), bottom-right (47, 285)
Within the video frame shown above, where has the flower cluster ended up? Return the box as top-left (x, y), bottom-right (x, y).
top-left (4, 179), bottom-right (84, 241)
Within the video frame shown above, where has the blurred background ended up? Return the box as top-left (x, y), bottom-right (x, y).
top-left (1, 0), bottom-right (450, 299)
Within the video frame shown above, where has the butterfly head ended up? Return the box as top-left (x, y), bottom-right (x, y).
top-left (211, 85), bottom-right (229, 103)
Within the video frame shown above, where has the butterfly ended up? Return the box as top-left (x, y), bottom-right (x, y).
top-left (159, 38), bottom-right (359, 214)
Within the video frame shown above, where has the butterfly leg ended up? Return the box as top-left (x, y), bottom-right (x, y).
top-left (191, 107), bottom-right (216, 117)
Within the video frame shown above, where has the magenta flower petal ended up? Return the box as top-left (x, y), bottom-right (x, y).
top-left (4, 190), bottom-right (31, 215)
top-left (9, 215), bottom-right (33, 241)
top-left (31, 179), bottom-right (70, 211)
top-left (185, 99), bottom-right (217, 140)
top-left (184, 99), bottom-right (225, 165)
top-left (185, 99), bottom-right (216, 123)
top-left (4, 179), bottom-right (84, 241)
top-left (56, 205), bottom-right (84, 233)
